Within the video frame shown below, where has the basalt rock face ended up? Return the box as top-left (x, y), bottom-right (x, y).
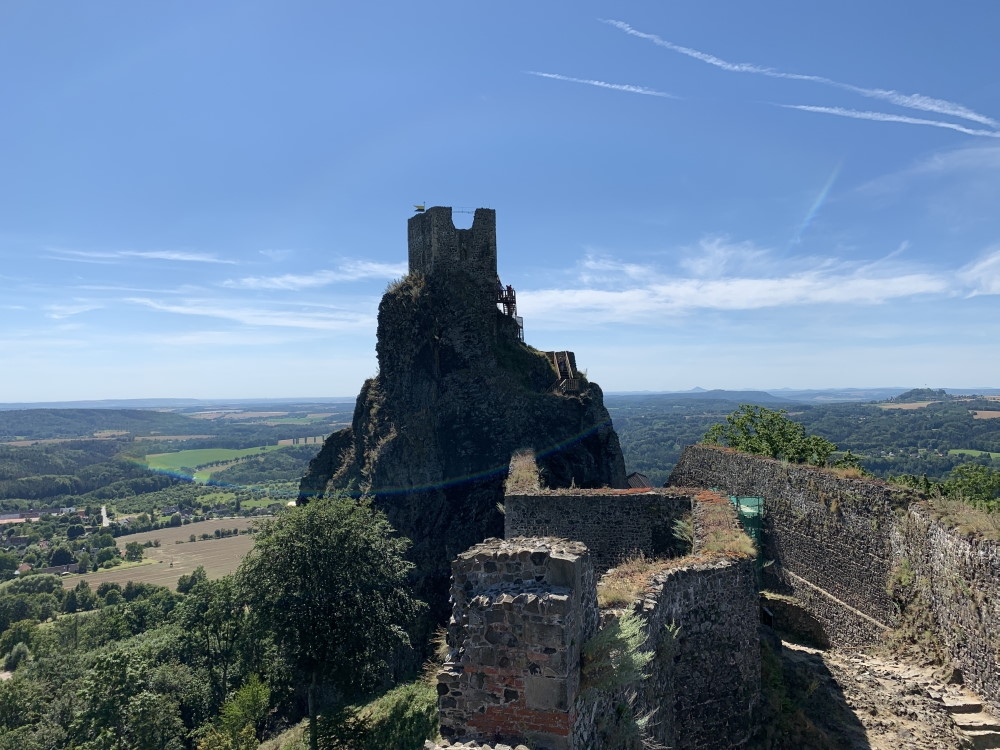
top-left (299, 208), bottom-right (625, 626)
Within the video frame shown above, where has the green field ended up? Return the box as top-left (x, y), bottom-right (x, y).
top-left (949, 449), bottom-right (1000, 459)
top-left (145, 445), bottom-right (286, 480)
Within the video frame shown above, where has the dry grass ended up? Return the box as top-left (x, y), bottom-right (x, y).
top-left (694, 490), bottom-right (757, 559)
top-left (505, 449), bottom-right (541, 494)
top-left (825, 466), bottom-right (866, 479)
top-left (597, 553), bottom-right (674, 608)
top-left (924, 498), bottom-right (1000, 541)
top-left (972, 410), bottom-right (1000, 420)
top-left (878, 401), bottom-right (937, 410)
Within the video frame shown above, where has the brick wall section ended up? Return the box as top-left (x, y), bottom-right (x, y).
top-left (668, 444), bottom-right (918, 646)
top-left (437, 537), bottom-right (597, 750)
top-left (505, 490), bottom-right (691, 575)
top-left (896, 506), bottom-right (1000, 713)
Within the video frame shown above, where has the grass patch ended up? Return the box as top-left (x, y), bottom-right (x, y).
top-left (923, 498), bottom-right (1000, 541)
top-left (694, 490), bottom-right (757, 559)
top-left (145, 446), bottom-right (285, 474)
top-left (319, 680), bottom-right (438, 750)
top-left (948, 448), bottom-right (1000, 459)
top-left (597, 553), bottom-right (673, 608)
top-left (505, 449), bottom-right (541, 494)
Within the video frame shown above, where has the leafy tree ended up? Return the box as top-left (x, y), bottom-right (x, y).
top-left (67, 524), bottom-right (86, 540)
top-left (124, 541), bottom-right (144, 562)
top-left (178, 575), bottom-right (246, 704)
top-left (50, 545), bottom-right (75, 566)
top-left (177, 565), bottom-right (208, 594)
top-left (0, 551), bottom-right (16, 581)
top-left (237, 496), bottom-right (422, 750)
top-left (76, 550), bottom-right (92, 573)
top-left (943, 463), bottom-right (1000, 506)
top-left (218, 674), bottom-right (270, 741)
top-left (704, 404), bottom-right (837, 466)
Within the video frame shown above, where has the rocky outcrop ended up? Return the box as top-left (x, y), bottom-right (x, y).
top-left (300, 208), bottom-right (626, 626)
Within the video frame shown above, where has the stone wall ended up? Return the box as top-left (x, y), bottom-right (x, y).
top-left (895, 506), bottom-right (1000, 713)
top-left (628, 491), bottom-right (760, 749)
top-left (632, 557), bottom-right (759, 749)
top-left (437, 537), bottom-right (597, 750)
top-left (408, 206), bottom-right (497, 280)
top-left (504, 489), bottom-right (690, 574)
top-left (437, 491), bottom-right (760, 749)
top-left (669, 444), bottom-right (915, 646)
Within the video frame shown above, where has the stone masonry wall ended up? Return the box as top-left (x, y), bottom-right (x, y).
top-left (895, 506), bottom-right (1000, 714)
top-left (505, 490), bottom-right (690, 575)
top-left (438, 491), bottom-right (760, 749)
top-left (408, 206), bottom-right (497, 280)
top-left (669, 444), bottom-right (916, 646)
top-left (621, 491), bottom-right (760, 750)
top-left (437, 537), bottom-right (597, 750)
top-left (632, 557), bottom-right (760, 750)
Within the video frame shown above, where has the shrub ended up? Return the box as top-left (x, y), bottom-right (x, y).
top-left (3, 641), bottom-right (30, 671)
top-left (582, 609), bottom-right (653, 693)
top-left (505, 450), bottom-right (541, 494)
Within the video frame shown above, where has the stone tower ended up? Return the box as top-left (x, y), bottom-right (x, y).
top-left (407, 206), bottom-right (497, 280)
top-left (300, 207), bottom-right (626, 652)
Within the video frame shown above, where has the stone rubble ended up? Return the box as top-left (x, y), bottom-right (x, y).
top-left (784, 642), bottom-right (1000, 750)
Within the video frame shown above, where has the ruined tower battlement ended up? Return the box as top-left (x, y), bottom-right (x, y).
top-left (408, 206), bottom-right (497, 280)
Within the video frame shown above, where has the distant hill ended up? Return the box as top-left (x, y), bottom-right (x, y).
top-left (0, 396), bottom-right (355, 411)
top-left (607, 389), bottom-right (798, 405)
top-left (0, 408), bottom-right (204, 442)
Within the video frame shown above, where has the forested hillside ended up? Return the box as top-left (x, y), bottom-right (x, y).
top-left (607, 393), bottom-right (1000, 486)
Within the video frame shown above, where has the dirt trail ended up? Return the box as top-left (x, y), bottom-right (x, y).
top-left (783, 641), bottom-right (1000, 750)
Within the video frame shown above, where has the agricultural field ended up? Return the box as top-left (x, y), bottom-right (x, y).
top-left (878, 401), bottom-right (936, 410)
top-left (972, 411), bottom-right (1000, 420)
top-left (62, 518), bottom-right (260, 590)
top-left (949, 449), bottom-right (1000, 459)
top-left (145, 446), bottom-right (285, 471)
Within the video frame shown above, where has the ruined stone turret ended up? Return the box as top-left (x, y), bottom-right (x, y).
top-left (407, 206), bottom-right (497, 281)
top-left (300, 207), bottom-right (626, 634)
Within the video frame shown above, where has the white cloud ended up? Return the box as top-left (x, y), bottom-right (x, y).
top-left (223, 260), bottom-right (406, 290)
top-left (260, 249), bottom-right (293, 261)
top-left (677, 237), bottom-right (771, 278)
top-left (515, 239), bottom-right (979, 329)
top-left (526, 71), bottom-right (675, 98)
top-left (780, 105), bottom-right (1000, 139)
top-left (48, 248), bottom-right (236, 264)
top-left (958, 247), bottom-right (1000, 295)
top-left (44, 302), bottom-right (102, 319)
top-left (603, 19), bottom-right (999, 128)
top-left (125, 297), bottom-right (375, 330)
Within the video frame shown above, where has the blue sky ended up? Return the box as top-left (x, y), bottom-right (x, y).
top-left (3, 1), bottom-right (999, 401)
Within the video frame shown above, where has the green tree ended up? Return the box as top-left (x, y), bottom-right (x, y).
top-left (124, 542), bottom-right (144, 562)
top-left (944, 463), bottom-right (1000, 506)
top-left (50, 545), bottom-right (75, 566)
top-left (177, 565), bottom-right (208, 594)
top-left (218, 674), bottom-right (270, 740)
top-left (704, 404), bottom-right (837, 466)
top-left (237, 496), bottom-right (422, 750)
top-left (178, 575), bottom-right (246, 704)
